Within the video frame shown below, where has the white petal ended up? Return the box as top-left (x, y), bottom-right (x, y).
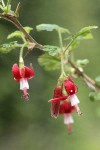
top-left (64, 113), bottom-right (74, 124)
top-left (20, 78), bottom-right (29, 90)
top-left (69, 94), bottom-right (80, 106)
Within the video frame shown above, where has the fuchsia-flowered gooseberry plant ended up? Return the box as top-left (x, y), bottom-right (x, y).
top-left (59, 101), bottom-right (75, 134)
top-left (12, 57), bottom-right (34, 100)
top-left (0, 0), bottom-right (99, 136)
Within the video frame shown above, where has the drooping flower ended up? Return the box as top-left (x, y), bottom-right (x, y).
top-left (59, 101), bottom-right (75, 134)
top-left (64, 76), bottom-right (82, 115)
top-left (12, 60), bottom-right (34, 100)
top-left (64, 75), bottom-right (78, 95)
top-left (49, 86), bottom-right (67, 118)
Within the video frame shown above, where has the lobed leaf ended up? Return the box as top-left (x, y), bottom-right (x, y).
top-left (71, 26), bottom-right (98, 40)
top-left (76, 59), bottom-right (89, 68)
top-left (36, 24), bottom-right (70, 34)
top-left (43, 45), bottom-right (60, 56)
top-left (7, 26), bottom-right (33, 39)
top-left (0, 41), bottom-right (19, 53)
top-left (7, 30), bottom-right (23, 39)
top-left (38, 54), bottom-right (60, 71)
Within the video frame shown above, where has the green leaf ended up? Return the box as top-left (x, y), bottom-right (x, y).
top-left (7, 26), bottom-right (33, 39)
top-left (43, 45), bottom-right (60, 56)
top-left (24, 27), bottom-right (33, 33)
top-left (76, 59), bottom-right (89, 68)
top-left (59, 27), bottom-right (70, 34)
top-left (7, 31), bottom-right (22, 39)
top-left (89, 92), bottom-right (100, 102)
top-left (0, 41), bottom-right (19, 53)
top-left (71, 26), bottom-right (98, 40)
top-left (95, 76), bottom-right (100, 86)
top-left (38, 54), bottom-right (60, 71)
top-left (36, 24), bottom-right (70, 34)
top-left (69, 40), bottom-right (80, 50)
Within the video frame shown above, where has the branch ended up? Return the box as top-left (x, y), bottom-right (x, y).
top-left (0, 13), bottom-right (99, 92)
top-left (0, 13), bottom-right (43, 50)
top-left (68, 59), bottom-right (100, 92)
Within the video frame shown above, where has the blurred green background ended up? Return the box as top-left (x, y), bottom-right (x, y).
top-left (0, 0), bottom-right (100, 150)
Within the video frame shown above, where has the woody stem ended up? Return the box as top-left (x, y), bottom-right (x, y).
top-left (68, 59), bottom-right (100, 91)
top-left (0, 13), bottom-right (43, 50)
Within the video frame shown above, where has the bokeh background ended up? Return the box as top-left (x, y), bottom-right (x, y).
top-left (0, 0), bottom-right (100, 150)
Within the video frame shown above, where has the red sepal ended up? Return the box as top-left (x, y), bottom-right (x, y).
top-left (12, 64), bottom-right (21, 81)
top-left (64, 76), bottom-right (78, 95)
top-left (51, 101), bottom-right (60, 118)
top-left (48, 96), bottom-right (68, 103)
top-left (24, 64), bottom-right (34, 80)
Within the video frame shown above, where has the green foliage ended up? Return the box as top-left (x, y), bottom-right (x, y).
top-left (89, 92), bottom-right (100, 101)
top-left (69, 40), bottom-right (80, 49)
top-left (95, 76), bottom-right (100, 86)
top-left (76, 59), bottom-right (89, 68)
top-left (38, 53), bottom-right (60, 71)
top-left (71, 26), bottom-right (98, 40)
top-left (7, 27), bottom-right (33, 39)
top-left (64, 26), bottom-right (98, 53)
top-left (23, 27), bottom-right (33, 33)
top-left (37, 25), bottom-right (97, 74)
top-left (36, 24), bottom-right (70, 34)
top-left (0, 0), bottom-right (21, 17)
top-left (43, 45), bottom-right (61, 56)
top-left (0, 41), bottom-right (19, 53)
top-left (0, 0), bottom-right (15, 16)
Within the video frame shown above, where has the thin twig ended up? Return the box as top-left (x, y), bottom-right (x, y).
top-left (68, 59), bottom-right (100, 92)
top-left (0, 13), bottom-right (43, 50)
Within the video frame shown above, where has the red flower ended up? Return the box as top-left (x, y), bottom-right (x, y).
top-left (64, 76), bottom-right (78, 95)
top-left (12, 63), bottom-right (34, 100)
top-left (50, 86), bottom-right (67, 118)
top-left (59, 101), bottom-right (75, 134)
top-left (64, 76), bottom-right (82, 115)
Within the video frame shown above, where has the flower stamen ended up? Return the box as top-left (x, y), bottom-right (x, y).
top-left (22, 88), bottom-right (29, 101)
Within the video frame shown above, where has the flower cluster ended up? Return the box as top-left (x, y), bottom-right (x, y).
top-left (49, 75), bottom-right (82, 133)
top-left (12, 57), bottom-right (34, 100)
